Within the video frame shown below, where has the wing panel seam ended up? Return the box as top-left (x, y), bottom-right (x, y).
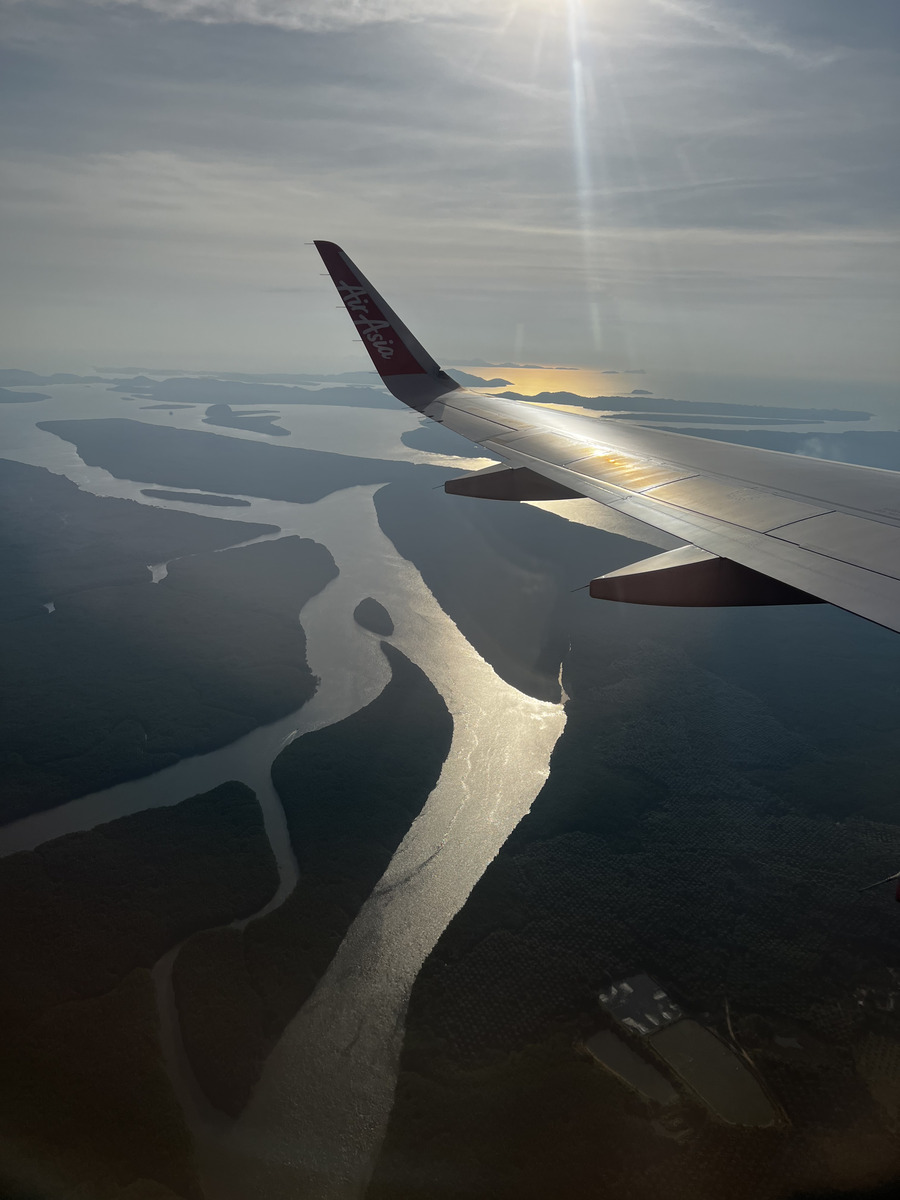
top-left (503, 445), bottom-right (900, 584)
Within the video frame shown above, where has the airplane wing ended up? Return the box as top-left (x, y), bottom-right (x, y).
top-left (315, 240), bottom-right (900, 634)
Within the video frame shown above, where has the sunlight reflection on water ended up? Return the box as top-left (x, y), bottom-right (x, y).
top-left (210, 491), bottom-right (566, 1200)
top-left (0, 387), bottom-right (567, 1200)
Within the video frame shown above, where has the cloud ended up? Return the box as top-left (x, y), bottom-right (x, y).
top-left (452, 361), bottom-right (577, 370)
top-left (1, 0), bottom-right (897, 383)
top-left (648, 0), bottom-right (836, 66)
top-left (68, 0), bottom-right (491, 31)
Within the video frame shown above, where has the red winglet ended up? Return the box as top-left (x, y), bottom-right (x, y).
top-left (315, 240), bottom-right (435, 377)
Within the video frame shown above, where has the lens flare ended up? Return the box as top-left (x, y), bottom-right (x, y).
top-left (565, 0), bottom-right (604, 352)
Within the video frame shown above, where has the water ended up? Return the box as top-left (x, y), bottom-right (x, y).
top-left (0, 381), bottom-right (488, 471)
top-left (0, 486), bottom-right (391, 859)
top-left (0, 383), bottom-right (566, 1198)
top-left (197, 491), bottom-right (566, 1200)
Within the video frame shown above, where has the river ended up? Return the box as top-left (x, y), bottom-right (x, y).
top-left (0, 382), bottom-right (567, 1199)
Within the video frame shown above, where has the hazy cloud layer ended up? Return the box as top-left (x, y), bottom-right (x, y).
top-left (85, 0), bottom-right (491, 32)
top-left (1, 0), bottom-right (897, 387)
top-left (648, 0), bottom-right (836, 65)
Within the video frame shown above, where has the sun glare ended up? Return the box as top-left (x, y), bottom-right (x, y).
top-left (564, 0), bottom-right (604, 352)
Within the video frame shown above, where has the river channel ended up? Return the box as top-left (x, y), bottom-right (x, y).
top-left (0, 383), bottom-right (567, 1199)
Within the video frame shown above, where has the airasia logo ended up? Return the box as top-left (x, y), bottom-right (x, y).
top-left (339, 280), bottom-right (395, 360)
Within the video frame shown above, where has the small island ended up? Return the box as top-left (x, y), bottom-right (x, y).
top-left (0, 459), bottom-right (339, 820)
top-left (107, 376), bottom-right (398, 409)
top-left (353, 596), bottom-right (394, 636)
top-left (141, 488), bottom-right (251, 508)
top-left (0, 387), bottom-right (50, 403)
top-left (203, 402), bottom-right (290, 437)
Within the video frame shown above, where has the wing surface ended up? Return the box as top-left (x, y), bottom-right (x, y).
top-left (316, 241), bottom-right (900, 634)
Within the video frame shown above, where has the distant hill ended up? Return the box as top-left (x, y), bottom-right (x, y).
top-left (0, 369), bottom-right (101, 385)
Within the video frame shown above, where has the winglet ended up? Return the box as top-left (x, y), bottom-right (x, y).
top-left (314, 240), bottom-right (459, 408)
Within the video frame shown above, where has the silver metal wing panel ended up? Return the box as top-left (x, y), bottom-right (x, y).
top-left (313, 238), bottom-right (899, 635)
top-left (426, 389), bottom-right (900, 634)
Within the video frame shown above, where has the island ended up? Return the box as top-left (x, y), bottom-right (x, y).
top-left (0, 457), bottom-right (277, 618)
top-left (0, 370), bottom-right (102, 386)
top-left (140, 488), bottom-right (251, 507)
top-left (107, 377), bottom-right (398, 410)
top-left (0, 458), bottom-right (339, 818)
top-left (353, 596), bottom-right (394, 636)
top-left (0, 387), bottom-right (50, 403)
top-left (38, 417), bottom-right (446, 504)
top-left (202, 402), bottom-right (290, 437)
top-left (172, 643), bottom-right (453, 1115)
top-left (0, 781), bottom-right (277, 1200)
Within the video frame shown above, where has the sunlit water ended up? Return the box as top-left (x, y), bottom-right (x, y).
top-left (3, 377), bottom-right (890, 1197)
top-left (0, 384), bottom-right (565, 1199)
top-left (0, 380), bottom-right (491, 475)
top-left (203, 494), bottom-right (565, 1200)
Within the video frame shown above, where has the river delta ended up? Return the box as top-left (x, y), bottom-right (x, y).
top-left (1, 374), bottom-right (900, 1200)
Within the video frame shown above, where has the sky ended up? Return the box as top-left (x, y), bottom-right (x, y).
top-left (1, 0), bottom-right (898, 400)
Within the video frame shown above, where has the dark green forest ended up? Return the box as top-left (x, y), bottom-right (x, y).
top-left (173, 642), bottom-right (452, 1115)
top-left (0, 782), bottom-right (277, 1199)
top-left (0, 458), bottom-right (337, 818)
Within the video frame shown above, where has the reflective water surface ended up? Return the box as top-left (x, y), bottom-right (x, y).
top-left (0, 383), bottom-right (566, 1198)
top-left (5, 381), bottom-right (900, 1200)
